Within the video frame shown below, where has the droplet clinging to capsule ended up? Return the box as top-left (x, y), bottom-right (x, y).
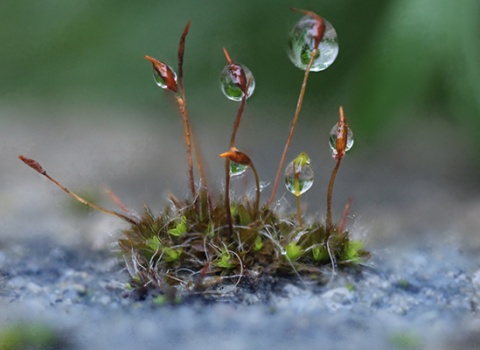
top-left (229, 162), bottom-right (247, 177)
top-left (287, 13), bottom-right (339, 72)
top-left (329, 107), bottom-right (354, 158)
top-left (153, 66), bottom-right (177, 90)
top-left (220, 64), bottom-right (255, 102)
top-left (284, 152), bottom-right (314, 196)
top-left (220, 147), bottom-right (252, 177)
top-left (144, 55), bottom-right (178, 92)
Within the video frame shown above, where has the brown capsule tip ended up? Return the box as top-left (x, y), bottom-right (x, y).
top-left (184, 20), bottom-right (192, 34)
top-left (19, 155), bottom-right (46, 175)
top-left (144, 55), bottom-right (156, 64)
top-left (223, 47), bottom-right (233, 65)
top-left (290, 8), bottom-right (319, 18)
top-left (219, 146), bottom-right (237, 159)
top-left (219, 151), bottom-right (234, 158)
top-left (291, 8), bottom-right (325, 48)
top-left (339, 105), bottom-right (345, 122)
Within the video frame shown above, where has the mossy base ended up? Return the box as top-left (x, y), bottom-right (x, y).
top-left (118, 190), bottom-right (369, 296)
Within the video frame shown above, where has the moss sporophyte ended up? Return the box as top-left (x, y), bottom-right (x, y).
top-left (19, 9), bottom-right (369, 297)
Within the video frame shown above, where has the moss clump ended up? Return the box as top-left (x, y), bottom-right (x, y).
top-left (118, 190), bottom-right (369, 294)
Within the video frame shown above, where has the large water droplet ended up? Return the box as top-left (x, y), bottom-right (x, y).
top-left (220, 64), bottom-right (255, 102)
top-left (284, 153), bottom-right (314, 196)
top-left (153, 66), bottom-right (177, 90)
top-left (287, 15), bottom-right (339, 72)
top-left (230, 162), bottom-right (247, 177)
top-left (329, 124), bottom-right (354, 157)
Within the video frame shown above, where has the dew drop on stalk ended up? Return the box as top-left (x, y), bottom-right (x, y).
top-left (153, 67), bottom-right (177, 90)
top-left (220, 64), bottom-right (255, 101)
top-left (230, 162), bottom-right (247, 177)
top-left (284, 152), bottom-right (314, 196)
top-left (329, 124), bottom-right (354, 157)
top-left (287, 15), bottom-right (339, 72)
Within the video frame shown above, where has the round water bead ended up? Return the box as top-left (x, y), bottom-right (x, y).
top-left (329, 124), bottom-right (354, 157)
top-left (220, 64), bottom-right (255, 102)
top-left (287, 15), bottom-right (339, 72)
top-left (153, 65), bottom-right (177, 90)
top-left (284, 153), bottom-right (314, 196)
top-left (230, 161), bottom-right (247, 177)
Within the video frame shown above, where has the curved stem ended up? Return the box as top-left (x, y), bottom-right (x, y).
top-left (18, 156), bottom-right (138, 225)
top-left (326, 156), bottom-right (343, 236)
top-left (268, 48), bottom-right (318, 205)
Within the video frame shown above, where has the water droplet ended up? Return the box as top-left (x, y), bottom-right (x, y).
top-left (287, 15), bottom-right (339, 72)
top-left (329, 124), bottom-right (354, 157)
top-left (153, 66), bottom-right (177, 90)
top-left (220, 64), bottom-right (255, 101)
top-left (284, 153), bottom-right (314, 196)
top-left (230, 162), bottom-right (247, 177)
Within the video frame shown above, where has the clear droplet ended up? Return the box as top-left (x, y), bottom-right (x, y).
top-left (153, 66), bottom-right (177, 89)
top-left (329, 124), bottom-right (354, 157)
top-left (284, 153), bottom-right (314, 196)
top-left (287, 15), bottom-right (339, 72)
top-left (220, 64), bottom-right (255, 101)
top-left (230, 162), bottom-right (247, 177)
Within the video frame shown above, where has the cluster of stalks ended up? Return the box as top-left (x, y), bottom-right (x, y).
top-left (19, 9), bottom-right (368, 297)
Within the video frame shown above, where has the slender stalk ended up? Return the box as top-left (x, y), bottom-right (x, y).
top-left (268, 48), bottom-right (318, 205)
top-left (326, 156), bottom-right (343, 236)
top-left (338, 197), bottom-right (351, 234)
top-left (177, 21), bottom-right (212, 212)
top-left (18, 155), bottom-right (138, 225)
top-left (250, 163), bottom-right (260, 221)
top-left (175, 95), bottom-right (196, 199)
top-left (177, 21), bottom-right (191, 96)
top-left (224, 92), bottom-right (248, 235)
top-left (190, 132), bottom-right (213, 213)
top-left (224, 158), bottom-right (233, 234)
top-left (293, 164), bottom-right (303, 228)
top-left (296, 196), bottom-right (303, 228)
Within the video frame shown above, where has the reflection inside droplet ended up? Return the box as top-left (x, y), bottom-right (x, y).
top-left (220, 64), bottom-right (255, 101)
top-left (284, 153), bottom-right (314, 196)
top-left (329, 124), bottom-right (354, 157)
top-left (230, 162), bottom-right (247, 177)
top-left (153, 66), bottom-right (177, 89)
top-left (287, 15), bottom-right (339, 72)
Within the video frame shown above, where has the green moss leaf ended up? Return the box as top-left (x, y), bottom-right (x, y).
top-left (214, 249), bottom-right (234, 269)
top-left (285, 242), bottom-right (304, 260)
top-left (168, 215), bottom-right (187, 236)
top-left (343, 240), bottom-right (364, 263)
top-left (253, 235), bottom-right (263, 252)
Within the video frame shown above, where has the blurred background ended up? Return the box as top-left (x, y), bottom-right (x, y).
top-left (1, 0), bottom-right (480, 246)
